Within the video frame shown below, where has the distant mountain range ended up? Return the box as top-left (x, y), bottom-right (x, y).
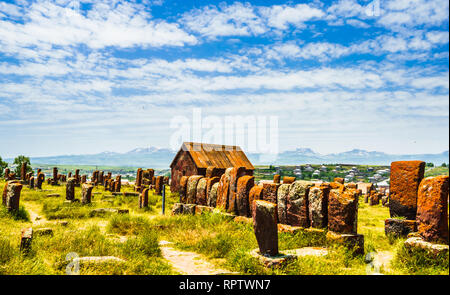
top-left (7, 147), bottom-right (448, 168)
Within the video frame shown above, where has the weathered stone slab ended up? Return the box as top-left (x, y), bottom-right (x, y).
top-left (328, 187), bottom-right (358, 234)
top-left (81, 183), bottom-right (94, 205)
top-left (66, 178), bottom-right (75, 201)
top-left (139, 188), bottom-right (149, 208)
top-left (216, 168), bottom-right (232, 210)
top-left (308, 184), bottom-right (329, 229)
top-left (228, 167), bottom-right (247, 214)
top-left (195, 177), bottom-right (208, 206)
top-left (207, 182), bottom-right (220, 208)
top-left (182, 203), bottom-right (196, 215)
top-left (334, 177), bottom-right (344, 184)
top-left (171, 203), bottom-right (183, 215)
top-left (20, 228), bottom-right (33, 254)
top-left (5, 182), bottom-right (23, 211)
top-left (262, 183), bottom-right (279, 204)
top-left (404, 236), bottom-right (449, 257)
top-left (249, 185), bottom-right (264, 216)
top-left (273, 174), bottom-right (280, 184)
top-left (286, 181), bottom-right (313, 227)
top-left (253, 200), bottom-right (278, 256)
top-left (389, 160), bottom-right (425, 220)
top-left (179, 176), bottom-right (189, 203)
top-left (186, 175), bottom-right (203, 204)
top-left (250, 248), bottom-right (296, 268)
top-left (369, 192), bottom-right (381, 206)
top-left (90, 208), bottom-right (129, 216)
top-left (34, 228), bottom-right (53, 236)
top-left (276, 184), bottom-right (290, 224)
top-left (155, 176), bottom-right (164, 195)
top-left (236, 175), bottom-right (254, 217)
top-left (416, 175), bottom-right (449, 244)
top-left (195, 205), bottom-right (214, 215)
top-left (385, 218), bottom-right (416, 238)
top-left (206, 177), bottom-right (220, 201)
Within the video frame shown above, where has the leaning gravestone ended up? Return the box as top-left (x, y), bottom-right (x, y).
top-left (253, 200), bottom-right (278, 256)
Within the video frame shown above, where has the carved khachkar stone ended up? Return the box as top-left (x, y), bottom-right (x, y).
top-left (139, 188), bottom-right (149, 209)
top-left (5, 181), bottom-right (23, 211)
top-left (74, 169), bottom-right (80, 184)
top-left (21, 162), bottom-right (27, 181)
top-left (136, 168), bottom-right (143, 191)
top-left (389, 161), bottom-right (425, 220)
top-left (287, 181), bottom-right (313, 227)
top-left (208, 182), bottom-right (220, 207)
top-left (186, 175), bottom-right (202, 204)
top-left (163, 176), bottom-right (169, 185)
top-left (81, 175), bottom-right (87, 184)
top-left (328, 187), bottom-right (359, 234)
top-left (66, 178), bottom-right (76, 201)
top-left (206, 177), bottom-right (220, 202)
top-left (276, 184), bottom-right (290, 224)
top-left (249, 185), bottom-right (264, 216)
top-left (4, 168), bottom-right (10, 180)
top-left (196, 177), bottom-right (208, 205)
top-left (282, 176), bottom-right (296, 184)
top-left (385, 218), bottom-right (416, 238)
top-left (236, 175), bottom-right (255, 217)
top-left (262, 183), bottom-right (279, 204)
top-left (99, 171), bottom-right (104, 185)
top-left (416, 175), bottom-right (449, 244)
top-left (228, 167), bottom-right (247, 214)
top-left (217, 168), bottom-right (232, 210)
top-left (81, 183), bottom-right (94, 204)
top-left (29, 176), bottom-right (35, 189)
top-left (308, 184), bottom-right (330, 229)
top-left (369, 191), bottom-right (381, 206)
top-left (179, 176), bottom-right (189, 203)
top-left (253, 200), bottom-right (278, 256)
top-left (52, 167), bottom-right (58, 185)
top-left (273, 174), bottom-right (280, 184)
top-left (155, 176), bottom-right (164, 195)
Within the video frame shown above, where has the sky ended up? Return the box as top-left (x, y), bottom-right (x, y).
top-left (0, 0), bottom-right (448, 158)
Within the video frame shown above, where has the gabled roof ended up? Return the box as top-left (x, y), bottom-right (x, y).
top-left (170, 142), bottom-right (254, 170)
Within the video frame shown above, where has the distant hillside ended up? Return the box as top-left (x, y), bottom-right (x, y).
top-left (5, 147), bottom-right (447, 168)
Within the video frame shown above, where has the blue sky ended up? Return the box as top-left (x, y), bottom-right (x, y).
top-left (0, 0), bottom-right (448, 158)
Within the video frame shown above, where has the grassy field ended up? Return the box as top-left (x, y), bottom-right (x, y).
top-left (0, 178), bottom-right (448, 275)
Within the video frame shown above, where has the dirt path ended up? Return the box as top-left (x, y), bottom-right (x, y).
top-left (23, 202), bottom-right (48, 225)
top-left (159, 240), bottom-right (237, 275)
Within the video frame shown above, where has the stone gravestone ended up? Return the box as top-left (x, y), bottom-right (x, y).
top-left (416, 175), bottom-right (449, 244)
top-left (236, 175), bottom-right (255, 217)
top-left (273, 174), bottom-right (280, 184)
top-left (154, 176), bottom-right (164, 196)
top-left (66, 178), bottom-right (76, 201)
top-left (282, 176), bottom-right (296, 184)
top-left (178, 176), bottom-right (189, 203)
top-left (276, 184), bottom-right (290, 224)
top-left (52, 167), bottom-right (58, 185)
top-left (309, 184), bottom-right (330, 229)
top-left (286, 181), bottom-right (313, 227)
top-left (115, 175), bottom-right (121, 192)
top-left (81, 183), bottom-right (94, 204)
top-left (5, 181), bottom-right (23, 211)
top-left (385, 161), bottom-right (425, 238)
top-left (228, 167), bottom-right (247, 214)
top-left (216, 168), bottom-right (232, 211)
top-left (249, 185), bottom-right (264, 216)
top-left (4, 168), bottom-right (10, 180)
top-left (195, 177), bottom-right (208, 206)
top-left (186, 175), bottom-right (202, 204)
top-left (135, 168), bottom-right (143, 192)
top-left (253, 200), bottom-right (279, 256)
top-left (207, 182), bottom-right (220, 207)
top-left (29, 176), bottom-right (35, 189)
top-left (21, 162), bottom-right (27, 181)
top-left (139, 188), bottom-right (149, 209)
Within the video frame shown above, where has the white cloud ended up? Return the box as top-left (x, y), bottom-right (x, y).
top-left (259, 3), bottom-right (325, 30)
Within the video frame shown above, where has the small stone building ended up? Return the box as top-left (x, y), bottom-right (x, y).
top-left (170, 142), bottom-right (254, 193)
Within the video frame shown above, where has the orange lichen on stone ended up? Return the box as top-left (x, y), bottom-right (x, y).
top-left (282, 176), bottom-right (296, 184)
top-left (249, 185), bottom-right (264, 215)
top-left (389, 161), bottom-right (425, 220)
top-left (416, 175), bottom-right (449, 244)
top-left (334, 178), bottom-right (344, 184)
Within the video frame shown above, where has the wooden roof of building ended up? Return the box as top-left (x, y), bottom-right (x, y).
top-left (170, 142), bottom-right (255, 170)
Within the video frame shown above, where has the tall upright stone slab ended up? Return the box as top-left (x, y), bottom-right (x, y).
top-left (155, 176), bottom-right (164, 195)
top-left (273, 175), bottom-right (280, 184)
top-left (66, 178), bottom-right (75, 201)
top-left (253, 200), bottom-right (278, 256)
top-left (140, 188), bottom-right (149, 209)
top-left (21, 162), bottom-right (27, 181)
top-left (136, 168), bottom-right (143, 191)
top-left (196, 177), bottom-right (208, 205)
top-left (216, 168), bottom-right (232, 210)
top-left (4, 168), bottom-right (10, 180)
top-left (262, 183), bottom-right (279, 204)
top-left (328, 187), bottom-right (359, 234)
top-left (236, 175), bottom-right (254, 217)
top-left (249, 185), bottom-right (264, 215)
top-left (5, 182), bottom-right (23, 211)
top-left (276, 184), bottom-right (290, 224)
top-left (286, 181), bottom-right (313, 227)
top-left (206, 177), bottom-right (220, 201)
top-left (416, 176), bottom-right (449, 244)
top-left (52, 167), bottom-right (58, 185)
top-left (29, 176), bottom-right (35, 189)
top-left (282, 176), bottom-right (296, 184)
top-left (81, 183), bottom-right (94, 205)
top-left (186, 175), bottom-right (202, 204)
top-left (99, 171), bottom-right (104, 185)
top-left (228, 167), bottom-right (247, 214)
top-left (208, 182), bottom-right (220, 207)
top-left (36, 172), bottom-right (44, 189)
top-left (309, 184), bottom-right (329, 228)
top-left (389, 161), bottom-right (425, 220)
top-left (179, 176), bottom-right (189, 203)
top-left (115, 175), bottom-right (122, 192)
